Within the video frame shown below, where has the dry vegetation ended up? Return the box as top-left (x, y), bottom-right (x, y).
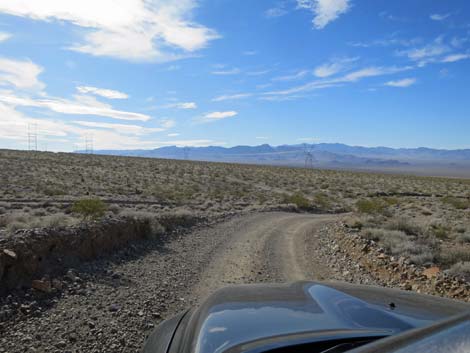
top-left (1, 149), bottom-right (469, 280)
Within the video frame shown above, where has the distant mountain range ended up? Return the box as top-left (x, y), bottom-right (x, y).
top-left (82, 143), bottom-right (470, 178)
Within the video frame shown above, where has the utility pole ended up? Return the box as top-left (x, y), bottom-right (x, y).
top-left (303, 143), bottom-right (315, 169)
top-left (85, 134), bottom-right (94, 154)
top-left (27, 123), bottom-right (38, 151)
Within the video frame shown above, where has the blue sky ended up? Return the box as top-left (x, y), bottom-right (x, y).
top-left (0, 0), bottom-right (469, 151)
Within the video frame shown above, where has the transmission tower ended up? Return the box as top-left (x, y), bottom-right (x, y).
top-left (183, 147), bottom-right (190, 160)
top-left (27, 123), bottom-right (38, 151)
top-left (85, 134), bottom-right (94, 154)
top-left (303, 143), bottom-right (315, 169)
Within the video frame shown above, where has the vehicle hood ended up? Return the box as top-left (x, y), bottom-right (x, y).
top-left (172, 281), bottom-right (469, 353)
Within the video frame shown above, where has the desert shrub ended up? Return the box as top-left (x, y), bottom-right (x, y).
top-left (344, 216), bottom-right (363, 230)
top-left (442, 196), bottom-right (470, 210)
top-left (283, 193), bottom-right (310, 210)
top-left (158, 210), bottom-right (199, 231)
top-left (42, 214), bottom-right (70, 228)
top-left (356, 199), bottom-right (386, 214)
top-left (429, 224), bottom-right (451, 240)
top-left (6, 221), bottom-right (28, 233)
top-left (108, 204), bottom-right (121, 215)
top-left (438, 249), bottom-right (470, 267)
top-left (386, 217), bottom-right (423, 236)
top-left (448, 261), bottom-right (470, 281)
top-left (33, 209), bottom-right (47, 217)
top-left (313, 192), bottom-right (331, 210)
top-left (72, 198), bottom-right (107, 221)
top-left (120, 210), bottom-right (164, 238)
top-left (457, 233), bottom-right (470, 244)
top-left (362, 228), bottom-right (436, 265)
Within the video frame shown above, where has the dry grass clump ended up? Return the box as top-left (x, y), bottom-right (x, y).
top-left (362, 227), bottom-right (437, 265)
top-left (448, 262), bottom-right (470, 281)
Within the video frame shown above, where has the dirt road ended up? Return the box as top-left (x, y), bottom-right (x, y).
top-left (0, 212), bottom-right (354, 353)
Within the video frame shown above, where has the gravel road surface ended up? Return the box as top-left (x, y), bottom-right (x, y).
top-left (1, 212), bottom-right (366, 353)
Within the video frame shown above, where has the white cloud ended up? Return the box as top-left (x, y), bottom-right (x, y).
top-left (0, 93), bottom-right (151, 121)
top-left (167, 102), bottom-right (197, 109)
top-left (272, 70), bottom-right (310, 81)
top-left (243, 51), bottom-right (258, 56)
top-left (0, 32), bottom-right (11, 42)
top-left (314, 57), bottom-right (357, 77)
top-left (430, 13), bottom-right (450, 21)
top-left (76, 86), bottom-right (128, 99)
top-left (265, 65), bottom-right (411, 96)
top-left (211, 68), bottom-right (241, 75)
top-left (297, 0), bottom-right (351, 29)
top-left (167, 133), bottom-right (180, 137)
top-left (212, 93), bottom-right (252, 102)
top-left (441, 53), bottom-right (470, 63)
top-left (265, 6), bottom-right (288, 18)
top-left (398, 37), bottom-right (450, 66)
top-left (0, 57), bottom-right (44, 91)
top-left (159, 119), bottom-right (176, 129)
top-left (0, 0), bottom-right (219, 62)
top-left (72, 120), bottom-right (165, 134)
top-left (203, 111), bottom-right (237, 121)
top-left (384, 77), bottom-right (416, 87)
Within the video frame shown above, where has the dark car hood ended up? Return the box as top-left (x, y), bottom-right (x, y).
top-left (150, 281), bottom-right (469, 353)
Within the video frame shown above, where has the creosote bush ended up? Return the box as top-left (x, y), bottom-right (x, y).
top-left (356, 199), bottom-right (386, 214)
top-left (283, 193), bottom-right (310, 210)
top-left (72, 199), bottom-right (107, 221)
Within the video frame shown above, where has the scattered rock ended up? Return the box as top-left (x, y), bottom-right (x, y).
top-left (3, 249), bottom-right (17, 260)
top-left (31, 279), bottom-right (52, 293)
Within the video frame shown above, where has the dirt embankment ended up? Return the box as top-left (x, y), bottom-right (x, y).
top-left (0, 213), bottom-right (200, 294)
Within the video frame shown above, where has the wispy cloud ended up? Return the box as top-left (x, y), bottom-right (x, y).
top-left (430, 13), bottom-right (451, 21)
top-left (0, 93), bottom-right (151, 121)
top-left (313, 57), bottom-right (358, 77)
top-left (441, 53), bottom-right (470, 63)
top-left (202, 111), bottom-right (238, 122)
top-left (0, 56), bottom-right (44, 91)
top-left (265, 65), bottom-right (412, 96)
top-left (243, 51), bottom-right (258, 56)
top-left (76, 85), bottom-right (129, 99)
top-left (397, 37), bottom-right (450, 66)
top-left (272, 70), bottom-right (310, 81)
top-left (0, 1), bottom-right (219, 62)
top-left (384, 77), bottom-right (416, 87)
top-left (349, 37), bottom-right (421, 48)
top-left (297, 0), bottom-right (351, 29)
top-left (212, 93), bottom-right (252, 102)
top-left (166, 102), bottom-right (197, 109)
top-left (72, 120), bottom-right (165, 134)
top-left (211, 67), bottom-right (241, 75)
top-left (0, 32), bottom-right (11, 42)
top-left (265, 2), bottom-right (288, 18)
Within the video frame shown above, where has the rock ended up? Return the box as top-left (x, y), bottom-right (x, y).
top-left (377, 253), bottom-right (386, 259)
top-left (3, 249), bottom-right (17, 260)
top-left (423, 266), bottom-right (440, 279)
top-left (31, 279), bottom-right (52, 293)
top-left (52, 279), bottom-right (64, 290)
top-left (109, 304), bottom-right (120, 312)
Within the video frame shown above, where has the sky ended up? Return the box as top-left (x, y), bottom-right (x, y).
top-left (0, 0), bottom-right (469, 151)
